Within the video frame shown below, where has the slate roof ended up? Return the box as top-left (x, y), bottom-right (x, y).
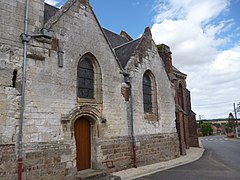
top-left (173, 66), bottom-right (187, 76)
top-left (114, 39), bottom-right (141, 68)
top-left (102, 28), bottom-right (141, 68)
top-left (102, 28), bottom-right (129, 48)
top-left (44, 3), bottom-right (59, 24)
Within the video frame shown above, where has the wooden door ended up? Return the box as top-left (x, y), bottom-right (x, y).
top-left (74, 117), bottom-right (91, 171)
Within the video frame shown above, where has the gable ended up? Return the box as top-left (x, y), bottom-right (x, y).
top-left (43, 0), bottom-right (124, 72)
top-left (44, 3), bottom-right (59, 24)
top-left (122, 27), bottom-right (160, 71)
top-left (103, 27), bottom-right (160, 70)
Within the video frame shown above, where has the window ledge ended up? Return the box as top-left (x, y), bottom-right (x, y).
top-left (78, 98), bottom-right (97, 104)
top-left (144, 113), bottom-right (158, 121)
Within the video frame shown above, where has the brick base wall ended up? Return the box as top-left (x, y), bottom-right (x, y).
top-left (136, 133), bottom-right (180, 166)
top-left (99, 133), bottom-right (180, 172)
top-left (188, 113), bottom-right (199, 147)
top-left (98, 136), bottom-right (133, 172)
top-left (22, 142), bottom-right (72, 180)
top-left (0, 144), bottom-right (17, 180)
top-left (0, 142), bottom-right (73, 180)
top-left (1, 133), bottom-right (180, 179)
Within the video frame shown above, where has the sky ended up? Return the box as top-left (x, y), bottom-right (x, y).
top-left (45, 0), bottom-right (240, 120)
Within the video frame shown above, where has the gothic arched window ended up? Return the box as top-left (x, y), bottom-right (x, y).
top-left (143, 73), bottom-right (153, 113)
top-left (178, 83), bottom-right (184, 110)
top-left (77, 58), bottom-right (94, 99)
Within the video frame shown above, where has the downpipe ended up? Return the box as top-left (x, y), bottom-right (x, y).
top-left (130, 91), bottom-right (137, 168)
top-left (125, 75), bottom-right (137, 168)
top-left (132, 142), bottom-right (137, 168)
top-left (18, 0), bottom-right (30, 179)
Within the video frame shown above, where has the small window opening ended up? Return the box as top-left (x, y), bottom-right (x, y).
top-left (143, 73), bottom-right (153, 113)
top-left (12, 70), bottom-right (17, 88)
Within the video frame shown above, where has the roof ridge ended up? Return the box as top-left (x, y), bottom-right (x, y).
top-left (103, 28), bottom-right (129, 41)
top-left (44, 0), bottom-right (77, 29)
top-left (114, 38), bottom-right (140, 50)
top-left (173, 66), bottom-right (187, 77)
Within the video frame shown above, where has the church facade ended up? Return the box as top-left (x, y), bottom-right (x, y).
top-left (0, 0), bottom-right (198, 179)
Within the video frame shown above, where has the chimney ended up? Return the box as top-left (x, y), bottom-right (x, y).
top-left (157, 44), bottom-right (173, 74)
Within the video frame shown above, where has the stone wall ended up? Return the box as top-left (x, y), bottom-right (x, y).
top-left (98, 133), bottom-right (180, 173)
top-left (0, 0), bottom-right (44, 47)
top-left (0, 142), bottom-right (74, 180)
top-left (0, 44), bottom-right (22, 144)
top-left (22, 142), bottom-right (73, 180)
top-left (125, 29), bottom-right (176, 136)
top-left (99, 136), bottom-right (133, 172)
top-left (0, 133), bottom-right (179, 179)
top-left (0, 144), bottom-right (17, 180)
top-left (0, 0), bottom-right (182, 179)
top-left (136, 133), bottom-right (180, 166)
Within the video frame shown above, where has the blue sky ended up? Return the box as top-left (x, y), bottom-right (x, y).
top-left (45, 0), bottom-right (240, 119)
top-left (89, 0), bottom-right (154, 38)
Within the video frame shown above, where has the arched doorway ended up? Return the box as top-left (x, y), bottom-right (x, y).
top-left (74, 117), bottom-right (91, 171)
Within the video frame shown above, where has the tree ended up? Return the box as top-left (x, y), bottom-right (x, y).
top-left (200, 122), bottom-right (213, 136)
top-left (225, 113), bottom-right (236, 133)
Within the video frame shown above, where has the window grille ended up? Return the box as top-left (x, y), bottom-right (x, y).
top-left (77, 58), bottom-right (94, 99)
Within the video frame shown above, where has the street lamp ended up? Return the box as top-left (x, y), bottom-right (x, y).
top-left (233, 103), bottom-right (238, 127)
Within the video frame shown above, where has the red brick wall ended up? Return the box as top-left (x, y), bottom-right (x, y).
top-left (188, 112), bottom-right (199, 147)
top-left (100, 133), bottom-right (180, 172)
top-left (0, 144), bottom-right (17, 180)
top-left (0, 142), bottom-right (73, 180)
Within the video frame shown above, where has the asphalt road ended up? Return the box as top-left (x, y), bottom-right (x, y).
top-left (137, 135), bottom-right (240, 180)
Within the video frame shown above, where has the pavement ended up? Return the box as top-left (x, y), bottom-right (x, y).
top-left (112, 140), bottom-right (205, 180)
top-left (224, 137), bottom-right (240, 142)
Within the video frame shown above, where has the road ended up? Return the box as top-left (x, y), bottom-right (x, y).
top-left (137, 135), bottom-right (240, 180)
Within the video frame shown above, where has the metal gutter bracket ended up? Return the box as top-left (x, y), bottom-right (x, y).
top-left (20, 33), bottom-right (31, 43)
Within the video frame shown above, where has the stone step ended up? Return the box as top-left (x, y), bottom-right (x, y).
top-left (74, 169), bottom-right (120, 180)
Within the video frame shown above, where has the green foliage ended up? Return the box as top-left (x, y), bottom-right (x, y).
top-left (225, 112), bottom-right (237, 133)
top-left (156, 44), bottom-right (165, 54)
top-left (200, 122), bottom-right (213, 136)
top-left (225, 120), bottom-right (236, 133)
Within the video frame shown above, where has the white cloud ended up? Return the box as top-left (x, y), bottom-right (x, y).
top-left (151, 0), bottom-right (240, 119)
top-left (211, 46), bottom-right (240, 74)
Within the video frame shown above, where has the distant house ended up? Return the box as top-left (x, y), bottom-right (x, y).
top-left (211, 124), bottom-right (223, 135)
top-left (0, 0), bottom-right (198, 179)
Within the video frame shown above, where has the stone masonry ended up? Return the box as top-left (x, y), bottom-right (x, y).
top-left (0, 0), bottom-right (198, 179)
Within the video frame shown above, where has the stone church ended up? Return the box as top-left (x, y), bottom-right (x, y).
top-left (0, 0), bottom-right (198, 179)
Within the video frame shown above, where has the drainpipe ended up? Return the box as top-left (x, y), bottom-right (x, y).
top-left (124, 75), bottom-right (137, 168)
top-left (18, 0), bottom-right (30, 179)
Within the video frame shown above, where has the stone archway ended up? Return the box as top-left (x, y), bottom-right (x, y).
top-left (61, 105), bottom-right (103, 170)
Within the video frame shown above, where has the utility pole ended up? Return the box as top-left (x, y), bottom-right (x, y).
top-left (233, 103), bottom-right (238, 127)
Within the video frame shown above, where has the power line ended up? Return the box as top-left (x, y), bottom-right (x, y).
top-left (192, 100), bottom-right (240, 107)
top-left (198, 112), bottom-right (230, 116)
